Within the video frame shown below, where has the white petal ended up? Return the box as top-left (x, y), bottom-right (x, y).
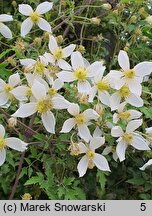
top-left (0, 79), bottom-right (6, 91)
top-left (78, 142), bottom-right (87, 153)
top-left (0, 149), bottom-right (6, 166)
top-left (36, 2), bottom-right (53, 14)
top-left (0, 125), bottom-right (5, 138)
top-left (116, 140), bottom-right (128, 162)
top-left (93, 126), bottom-right (102, 137)
top-left (93, 153), bottom-right (111, 171)
top-left (78, 124), bottom-right (91, 142)
top-left (134, 62), bottom-right (152, 77)
top-left (6, 138), bottom-right (27, 151)
top-left (83, 109), bottom-right (99, 121)
top-left (128, 79), bottom-right (142, 96)
top-left (21, 17), bottom-right (33, 37)
top-left (53, 96), bottom-right (70, 109)
top-left (129, 110), bottom-right (142, 120)
top-left (58, 59), bottom-right (72, 70)
top-left (128, 93), bottom-right (143, 107)
top-left (71, 51), bottom-right (84, 70)
top-left (113, 113), bottom-right (119, 124)
top-left (110, 92), bottom-right (121, 111)
top-left (118, 50), bottom-right (130, 71)
top-left (88, 86), bottom-right (97, 102)
top-left (41, 111), bottom-right (55, 133)
top-left (131, 134), bottom-right (150, 150)
top-left (19, 4), bottom-right (33, 16)
top-left (12, 103), bottom-right (36, 118)
top-left (77, 155), bottom-right (89, 177)
top-left (37, 18), bottom-right (52, 32)
top-left (60, 118), bottom-right (75, 133)
top-left (20, 58), bottom-right (36, 66)
top-left (62, 44), bottom-right (76, 58)
top-left (68, 103), bottom-right (80, 116)
top-left (0, 23), bottom-right (12, 39)
top-left (146, 127), bottom-right (152, 134)
top-left (11, 86), bottom-right (28, 101)
top-left (88, 61), bottom-right (104, 77)
top-left (49, 35), bottom-right (58, 53)
top-left (98, 91), bottom-right (110, 106)
top-left (53, 78), bottom-right (64, 90)
top-left (126, 119), bottom-right (143, 133)
top-left (111, 126), bottom-right (124, 137)
top-left (102, 146), bottom-right (112, 155)
top-left (89, 137), bottom-right (105, 150)
top-left (94, 66), bottom-right (106, 82)
top-left (43, 52), bottom-right (55, 64)
top-left (140, 159), bottom-right (152, 171)
top-left (0, 92), bottom-right (9, 106)
top-left (32, 80), bottom-right (46, 100)
top-left (8, 73), bottom-right (20, 87)
top-left (57, 71), bottom-right (75, 82)
top-left (77, 80), bottom-right (91, 93)
top-left (0, 14), bottom-right (13, 22)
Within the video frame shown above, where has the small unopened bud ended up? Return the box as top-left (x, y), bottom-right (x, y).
top-left (94, 104), bottom-right (104, 116)
top-left (43, 32), bottom-right (51, 41)
top-left (8, 117), bottom-right (17, 128)
top-left (134, 28), bottom-right (142, 36)
top-left (34, 37), bottom-right (41, 46)
top-left (22, 193), bottom-right (32, 200)
top-left (117, 3), bottom-right (125, 11)
top-left (102, 3), bottom-right (112, 10)
top-left (7, 57), bottom-right (16, 67)
top-left (69, 143), bottom-right (80, 156)
top-left (76, 45), bottom-right (85, 54)
top-left (15, 39), bottom-right (25, 51)
top-left (139, 7), bottom-right (145, 15)
top-left (113, 9), bottom-right (118, 16)
top-left (56, 35), bottom-right (64, 45)
top-left (90, 17), bottom-right (101, 25)
top-left (12, 1), bottom-right (17, 7)
top-left (146, 15), bottom-right (152, 25)
top-left (130, 15), bottom-right (137, 23)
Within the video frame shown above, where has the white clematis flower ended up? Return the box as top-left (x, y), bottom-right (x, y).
top-left (0, 73), bottom-right (20, 107)
top-left (88, 66), bottom-right (111, 106)
top-left (110, 85), bottom-right (143, 111)
top-left (107, 50), bottom-right (152, 95)
top-left (113, 102), bottom-right (142, 123)
top-left (44, 35), bottom-right (76, 68)
top-left (19, 1), bottom-right (53, 37)
top-left (57, 51), bottom-right (103, 93)
top-left (0, 14), bottom-right (13, 39)
top-left (77, 137), bottom-right (110, 177)
top-left (0, 124), bottom-right (28, 166)
top-left (140, 159), bottom-right (152, 171)
top-left (61, 103), bottom-right (99, 142)
top-left (111, 119), bottom-right (150, 162)
top-left (12, 80), bottom-right (70, 133)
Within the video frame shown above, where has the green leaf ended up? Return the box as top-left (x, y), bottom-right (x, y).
top-left (24, 172), bottom-right (44, 186)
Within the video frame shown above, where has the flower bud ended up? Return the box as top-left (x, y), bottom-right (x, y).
top-left (12, 1), bottom-right (17, 7)
top-left (94, 104), bottom-right (104, 116)
top-left (15, 39), bottom-right (25, 51)
top-left (102, 3), bottom-right (112, 10)
top-left (22, 193), bottom-right (32, 200)
top-left (69, 143), bottom-right (80, 156)
top-left (76, 45), bottom-right (85, 54)
top-left (146, 15), bottom-right (152, 25)
top-left (7, 57), bottom-right (16, 67)
top-left (90, 17), bottom-right (101, 25)
top-left (56, 35), bottom-right (64, 45)
top-left (7, 117), bottom-right (17, 128)
top-left (130, 15), bottom-right (137, 23)
top-left (34, 37), bottom-right (41, 46)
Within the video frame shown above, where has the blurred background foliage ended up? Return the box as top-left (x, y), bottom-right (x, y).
top-left (0, 0), bottom-right (152, 200)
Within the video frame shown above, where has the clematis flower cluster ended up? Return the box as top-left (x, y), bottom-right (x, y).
top-left (0, 1), bottom-right (152, 178)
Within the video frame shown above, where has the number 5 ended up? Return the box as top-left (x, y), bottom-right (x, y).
top-left (140, 203), bottom-right (146, 211)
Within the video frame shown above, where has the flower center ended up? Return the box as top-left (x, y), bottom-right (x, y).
top-left (48, 88), bottom-right (57, 96)
top-left (53, 48), bottom-right (63, 60)
top-left (74, 68), bottom-right (87, 81)
top-left (4, 84), bottom-right (12, 93)
top-left (30, 12), bottom-right (40, 23)
top-left (97, 80), bottom-right (110, 91)
top-left (0, 138), bottom-right (6, 150)
top-left (123, 133), bottom-right (133, 144)
top-left (86, 149), bottom-right (95, 159)
top-left (75, 113), bottom-right (86, 125)
top-left (124, 69), bottom-right (135, 79)
top-left (119, 86), bottom-right (130, 98)
top-left (119, 111), bottom-right (131, 121)
top-left (36, 98), bottom-right (53, 113)
top-left (35, 61), bottom-right (45, 75)
top-left (26, 88), bottom-right (32, 97)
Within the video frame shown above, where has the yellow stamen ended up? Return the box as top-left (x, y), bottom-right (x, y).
top-left (119, 86), bottom-right (130, 98)
top-left (37, 98), bottom-right (53, 113)
top-left (119, 111), bottom-right (131, 121)
top-left (4, 84), bottom-right (12, 93)
top-left (53, 48), bottom-right (63, 60)
top-left (123, 133), bottom-right (133, 144)
top-left (26, 88), bottom-right (32, 97)
top-left (124, 69), bottom-right (135, 79)
top-left (48, 88), bottom-right (57, 96)
top-left (97, 80), bottom-right (110, 91)
top-left (0, 138), bottom-right (6, 150)
top-left (30, 12), bottom-right (40, 23)
top-left (75, 113), bottom-right (86, 125)
top-left (74, 68), bottom-right (87, 81)
top-left (35, 61), bottom-right (45, 75)
top-left (86, 150), bottom-right (95, 159)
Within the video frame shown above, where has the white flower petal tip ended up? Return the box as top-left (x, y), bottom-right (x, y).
top-left (139, 159), bottom-right (152, 171)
